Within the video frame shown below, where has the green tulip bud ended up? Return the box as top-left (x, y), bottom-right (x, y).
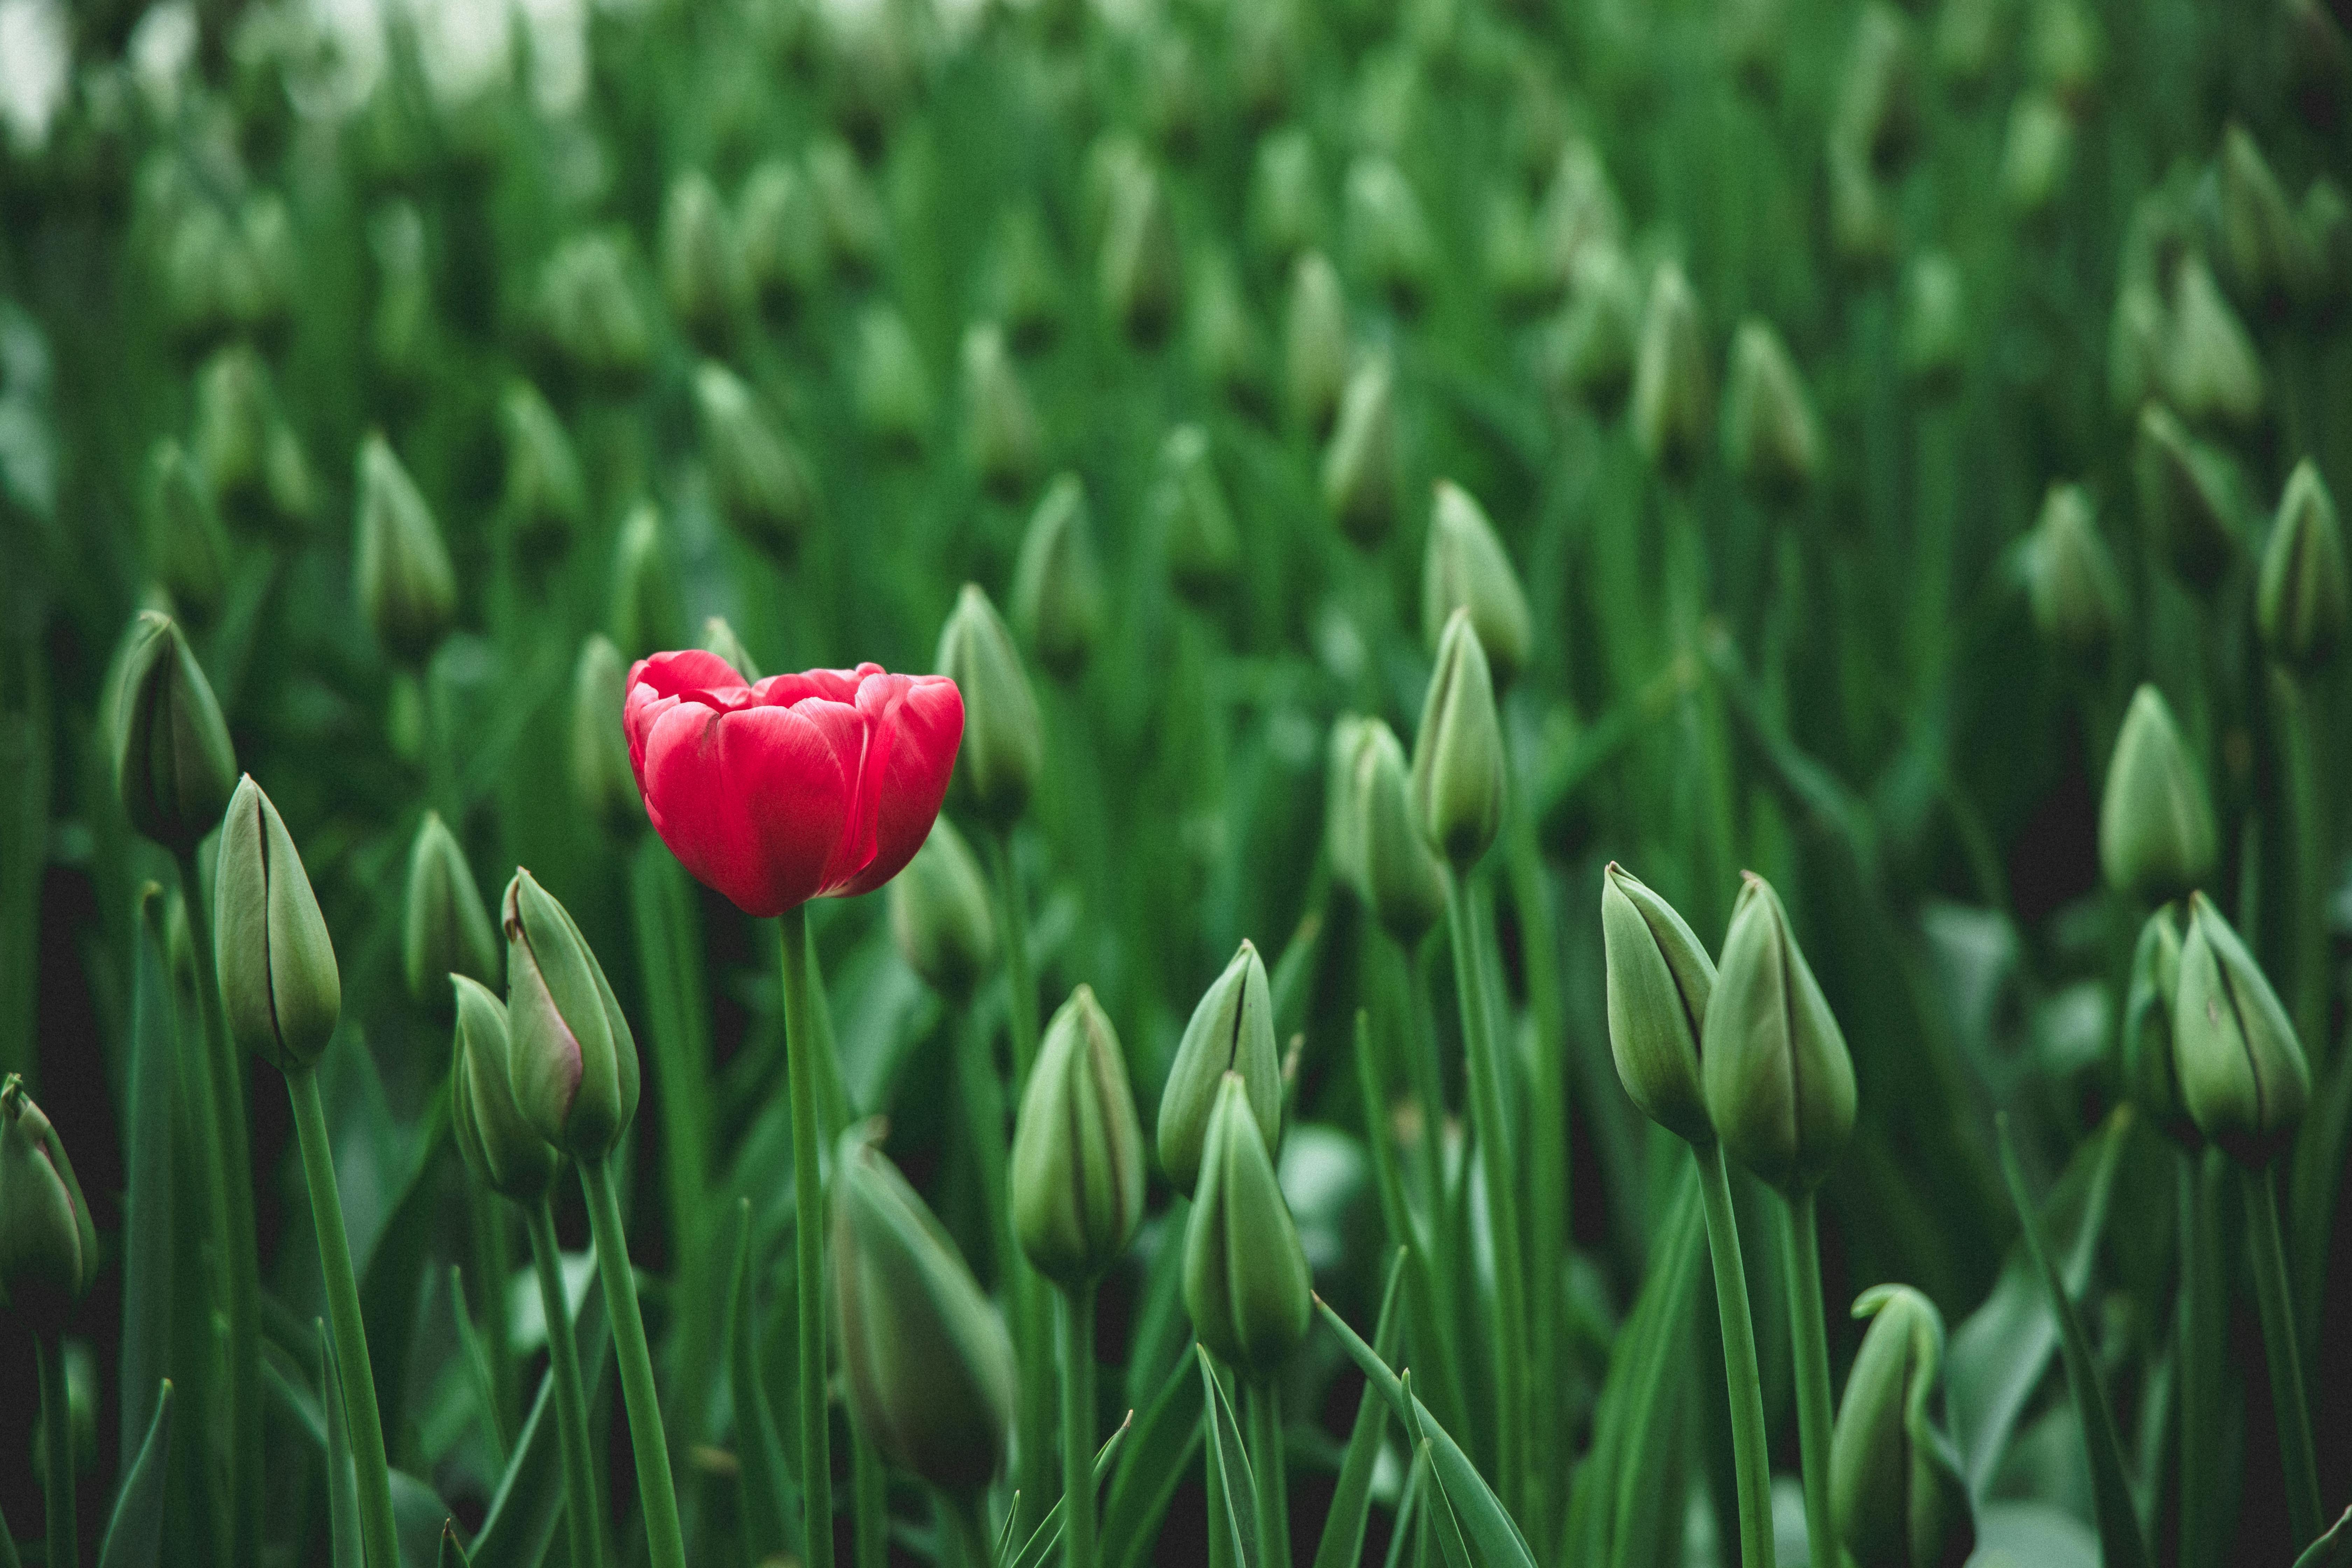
top-left (2303, 179), bottom-right (2350, 306)
top-left (1900, 251), bottom-right (1967, 392)
top-left (500, 381), bottom-right (587, 553)
top-left (0, 1077), bottom-right (98, 1328)
top-left (263, 424), bottom-right (319, 535)
top-left (1832, 5), bottom-right (1920, 176)
top-left (355, 434), bottom-right (457, 665)
top-left (111, 611), bottom-right (237, 853)
top-left (1012, 474), bottom-right (1104, 680)
top-left (1998, 94), bottom-right (2073, 216)
top-left (1323, 354), bottom-right (1399, 548)
top-left (2024, 484), bottom-right (2123, 658)
top-left (1537, 140), bottom-right (1626, 293)
top-left (2030, 0), bottom-right (2103, 103)
top-left (503, 867), bottom-right (640, 1160)
top-left (2214, 124), bottom-right (2309, 307)
top-left (2133, 402), bottom-right (2239, 589)
top-left (661, 171), bottom-right (743, 349)
top-left (1346, 154), bottom-right (1435, 307)
top-left (1422, 481), bottom-right (1533, 687)
top-left (888, 817), bottom-right (996, 1003)
top-left (370, 201), bottom-right (434, 388)
top-left (609, 503), bottom-right (684, 662)
top-left (695, 362), bottom-right (814, 557)
top-left (1722, 320), bottom-right (1821, 499)
top-left (1631, 262), bottom-right (1712, 478)
top-left (1934, 0), bottom-right (2001, 84)
top-left (1190, 247), bottom-right (1271, 411)
top-left (2099, 684), bottom-right (2218, 904)
top-left (1160, 941), bottom-right (1282, 1196)
top-left (1547, 243), bottom-right (1642, 408)
top-left (539, 232), bottom-right (652, 386)
top-left (1356, 719), bottom-right (1450, 946)
top-left (145, 439), bottom-right (229, 618)
top-left (404, 811), bottom-right (499, 1009)
top-left (216, 775), bottom-right (342, 1074)
top-left (1829, 146), bottom-right (1899, 268)
top-left (738, 159), bottom-right (825, 314)
top-left (1701, 873), bottom-right (1856, 1195)
top-left (810, 141), bottom-right (888, 279)
top-left (192, 344), bottom-right (278, 527)
top-left (1250, 128), bottom-right (1325, 264)
top-left (986, 206), bottom-right (1062, 352)
top-left (163, 203), bottom-right (238, 344)
top-left (1411, 609), bottom-right (1505, 869)
top-left (2176, 892), bottom-right (2310, 1166)
top-left (855, 305), bottom-right (935, 451)
top-left (571, 635), bottom-right (644, 838)
top-left (231, 192), bottom-right (297, 336)
top-left (2256, 461), bottom-right (2348, 671)
top-left (1156, 425), bottom-right (1240, 603)
top-left (1325, 715), bottom-right (1376, 898)
top-left (701, 616), bottom-right (761, 683)
top-left (1484, 186), bottom-right (1554, 313)
top-left (1601, 863), bottom-right (1717, 1145)
top-left (961, 324), bottom-right (1040, 495)
top-left (2122, 903), bottom-right (2199, 1150)
top-left (1832, 1284), bottom-right (1975, 1568)
top-left (936, 583), bottom-right (1042, 825)
top-left (449, 975), bottom-right (560, 1206)
top-left (2109, 279), bottom-right (2168, 417)
top-left (1010, 986), bottom-right (1144, 1286)
top-left (1100, 156), bottom-right (1180, 345)
top-left (1284, 251), bottom-right (1350, 438)
top-left (1143, 30), bottom-right (1204, 153)
top-left (1182, 1073), bottom-right (1312, 1377)
top-left (833, 1128), bottom-right (1017, 1491)
top-left (2162, 256), bottom-right (2264, 428)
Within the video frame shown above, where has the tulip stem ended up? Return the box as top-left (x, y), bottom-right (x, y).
top-left (287, 1065), bottom-right (403, 1568)
top-left (1695, 1140), bottom-right (1776, 1568)
top-left (2275, 672), bottom-right (2328, 1070)
top-left (1246, 1381), bottom-right (1290, 1568)
top-left (777, 905), bottom-right (835, 1564)
top-left (1397, 942), bottom-right (1450, 1266)
top-left (580, 1155), bottom-right (688, 1568)
top-left (1785, 1193), bottom-right (1836, 1568)
top-left (988, 826), bottom-right (1057, 1535)
top-left (527, 1199), bottom-right (607, 1568)
top-left (2242, 1164), bottom-right (2322, 1549)
top-left (2176, 1152), bottom-right (2219, 1568)
top-left (955, 1006), bottom-right (1013, 1283)
top-left (987, 827), bottom-right (1040, 1082)
top-left (1059, 1284), bottom-right (1099, 1568)
top-left (173, 848), bottom-right (264, 1568)
top-left (853, 1431), bottom-right (889, 1568)
top-left (37, 1332), bottom-right (74, 1568)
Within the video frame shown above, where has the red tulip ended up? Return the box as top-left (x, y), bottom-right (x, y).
top-left (624, 651), bottom-right (964, 916)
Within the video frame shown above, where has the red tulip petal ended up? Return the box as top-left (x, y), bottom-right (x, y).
top-left (838, 674), bottom-right (963, 897)
top-left (639, 698), bottom-right (857, 915)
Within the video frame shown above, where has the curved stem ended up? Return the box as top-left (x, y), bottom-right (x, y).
top-left (1246, 1380), bottom-right (1290, 1568)
top-left (1785, 1194), bottom-right (1835, 1568)
top-left (288, 1065), bottom-right (401, 1568)
top-left (2243, 1164), bottom-right (2322, 1549)
top-left (1695, 1141), bottom-right (1776, 1568)
top-left (528, 1199), bottom-right (607, 1568)
top-left (580, 1156), bottom-right (687, 1568)
top-left (38, 1332), bottom-right (75, 1568)
top-left (174, 849), bottom-right (262, 1568)
top-left (778, 905), bottom-right (835, 1564)
top-left (1060, 1284), bottom-right (1099, 1568)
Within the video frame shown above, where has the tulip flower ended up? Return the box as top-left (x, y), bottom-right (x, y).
top-left (215, 776), bottom-right (342, 1074)
top-left (1346, 154), bottom-right (1435, 306)
top-left (1421, 481), bottom-right (1533, 687)
top-left (1631, 262), bottom-right (1712, 477)
top-left (1012, 475), bottom-right (1105, 680)
top-left (1323, 354), bottom-right (1398, 546)
top-left (0, 1076), bottom-right (97, 1329)
top-left (1183, 1073), bottom-right (1312, 1376)
top-left (1155, 425), bottom-right (1240, 603)
top-left (111, 611), bottom-right (238, 855)
top-left (145, 438), bottom-right (229, 618)
top-left (738, 158), bottom-right (824, 313)
top-left (1159, 940), bottom-right (1283, 1196)
top-left (2122, 903), bottom-right (2198, 1150)
top-left (936, 586), bottom-right (1039, 827)
top-left (660, 170), bottom-right (743, 348)
top-left (1251, 130), bottom-right (1325, 265)
top-left (609, 503), bottom-right (684, 662)
top-left (1325, 715), bottom-right (1375, 899)
top-left (2176, 893), bottom-right (2310, 1166)
top-left (888, 817), bottom-right (997, 1004)
top-left (2134, 404), bottom-right (2238, 589)
top-left (1012, 986), bottom-right (1144, 1288)
top-left (961, 323), bottom-right (1041, 495)
top-left (1600, 863), bottom-right (1715, 1146)
top-left (1412, 610), bottom-right (1506, 869)
top-left (1354, 719), bottom-right (1449, 947)
top-left (855, 304), bottom-right (935, 449)
top-left (1830, 1286), bottom-right (1974, 1568)
top-left (449, 976), bottom-right (559, 1205)
top-left (402, 811), bottom-right (499, 1010)
top-left (1721, 320), bottom-right (1820, 500)
top-left (695, 362), bottom-right (813, 559)
top-left (2163, 257), bottom-right (2264, 427)
top-left (1284, 251), bottom-right (1349, 437)
top-left (2099, 684), bottom-right (2217, 905)
top-left (2258, 461), bottom-right (2347, 671)
top-left (499, 380), bottom-right (586, 553)
top-left (2025, 484), bottom-right (2123, 659)
top-left (353, 434), bottom-right (456, 665)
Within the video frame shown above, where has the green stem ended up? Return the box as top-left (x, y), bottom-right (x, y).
top-left (853, 1432), bottom-right (888, 1568)
top-left (2276, 673), bottom-right (2328, 1071)
top-left (1060, 1285), bottom-right (1099, 1568)
top-left (934, 1491), bottom-right (992, 1568)
top-left (988, 827), bottom-right (1040, 1082)
top-left (528, 1200), bottom-right (607, 1568)
top-left (2176, 1152), bottom-right (2216, 1568)
top-left (1504, 798), bottom-right (1566, 1558)
top-left (1444, 880), bottom-right (1527, 1517)
top-left (1785, 1194), bottom-right (1835, 1568)
top-left (580, 1156), bottom-right (687, 1568)
top-left (1398, 942), bottom-right (1450, 1275)
top-left (955, 1005), bottom-right (1013, 1283)
top-left (2242, 1164), bottom-right (2322, 1550)
top-left (466, 1182), bottom-right (519, 1440)
top-left (1246, 1380), bottom-right (1290, 1568)
top-left (1695, 1141), bottom-right (1776, 1568)
top-left (38, 1332), bottom-right (74, 1568)
top-left (174, 849), bottom-right (262, 1568)
top-left (990, 826), bottom-right (1056, 1534)
top-left (778, 905), bottom-right (835, 1565)
top-left (287, 1065), bottom-right (401, 1568)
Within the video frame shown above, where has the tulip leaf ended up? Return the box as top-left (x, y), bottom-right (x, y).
top-left (355, 1093), bottom-right (451, 1445)
top-left (449, 1266), bottom-right (510, 1468)
top-left (1996, 1114), bottom-right (2152, 1568)
top-left (319, 1322), bottom-right (364, 1568)
top-left (437, 1520), bottom-right (473, 1568)
top-left (97, 1380), bottom-right (172, 1568)
top-left (391, 1472), bottom-right (456, 1568)
top-left (2289, 1042), bottom-right (2352, 1355)
top-left (471, 1279), bottom-right (611, 1565)
top-left (727, 1198), bottom-right (796, 1561)
top-left (1001, 1410), bottom-right (1134, 1568)
top-left (118, 888), bottom-right (176, 1478)
top-left (2293, 1507), bottom-right (2352, 1568)
top-left (1199, 1347), bottom-right (1261, 1568)
top-left (1310, 1248), bottom-right (1408, 1568)
top-left (1102, 1336), bottom-right (1209, 1568)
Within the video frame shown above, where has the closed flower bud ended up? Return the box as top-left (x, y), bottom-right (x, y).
top-left (1182, 1073), bottom-right (1312, 1377)
top-left (1999, 94), bottom-right (2073, 216)
top-left (1346, 155), bottom-right (1435, 307)
top-left (2256, 461), bottom-right (2347, 671)
top-left (2214, 124), bottom-right (2309, 307)
top-left (1422, 481), bottom-right (1533, 687)
top-left (1160, 941), bottom-right (1282, 1195)
top-left (888, 818), bottom-right (996, 1003)
top-left (1484, 186), bottom-right (1553, 313)
top-left (737, 159), bottom-right (825, 313)
top-left (1357, 719), bottom-right (1450, 946)
top-left (1631, 263), bottom-right (1712, 478)
top-left (695, 362), bottom-right (814, 557)
top-left (264, 425), bottom-right (319, 533)
top-left (404, 811), bottom-right (499, 1009)
top-left (370, 202), bottom-right (434, 388)
top-left (986, 206), bottom-right (1062, 352)
top-left (1833, 5), bottom-right (1920, 176)
top-left (500, 381), bottom-right (586, 552)
top-left (1900, 251), bottom-right (1967, 392)
top-left (2162, 257), bottom-right (2264, 428)
top-left (192, 344), bottom-right (279, 528)
top-left (2122, 903), bottom-right (2198, 1149)
top-left (449, 976), bottom-right (559, 1205)
top-left (609, 503), bottom-right (684, 662)
top-left (1547, 244), bottom-right (1642, 408)
top-left (2024, 484), bottom-right (2123, 657)
top-left (571, 636), bottom-right (644, 837)
top-left (1601, 864), bottom-right (1716, 1145)
top-left (1156, 426), bottom-right (1240, 602)
top-left (0, 1078), bottom-right (98, 1329)
top-left (936, 583), bottom-right (1042, 824)
top-left (1722, 320), bottom-right (1821, 499)
top-left (2029, 0), bottom-right (2103, 102)
top-left (1011, 986), bottom-right (1144, 1286)
top-left (1538, 141), bottom-right (1627, 291)
top-left (700, 616), bottom-right (761, 682)
top-left (216, 775), bottom-right (342, 1074)
top-left (111, 611), bottom-right (237, 853)
top-left (855, 306), bottom-right (935, 451)
top-left (833, 1128), bottom-right (1017, 1491)
top-left (2176, 892), bottom-right (2310, 1166)
top-left (503, 868), bottom-right (641, 1160)
top-left (1701, 873), bottom-right (1856, 1195)
top-left (1100, 158), bottom-right (1180, 345)
top-left (1190, 248), bottom-right (1270, 411)
top-left (539, 232), bottom-right (652, 386)
top-left (2134, 402), bottom-right (2239, 588)
top-left (1011, 475), bottom-right (1105, 680)
top-left (810, 141), bottom-right (888, 279)
top-left (2109, 279), bottom-right (2168, 417)
top-left (1832, 1285), bottom-right (1975, 1568)
top-left (1250, 129), bottom-right (1325, 264)
top-left (2099, 684), bottom-right (2218, 904)
top-left (1829, 147), bottom-right (1899, 268)
top-left (1325, 715), bottom-right (1376, 897)
top-left (961, 324), bottom-right (1040, 495)
top-left (1284, 251), bottom-right (1350, 437)
top-left (1411, 610), bottom-right (1506, 869)
top-left (1323, 354), bottom-right (1399, 547)
top-left (355, 434), bottom-right (457, 665)
top-left (661, 171), bottom-right (743, 349)
top-left (145, 439), bottom-right (229, 618)
top-left (2304, 180), bottom-right (2350, 305)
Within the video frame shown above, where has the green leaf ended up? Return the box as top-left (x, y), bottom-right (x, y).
top-left (119, 888), bottom-right (176, 1478)
top-left (2293, 1507), bottom-right (2352, 1568)
top-left (98, 1380), bottom-right (172, 1568)
top-left (449, 1266), bottom-right (510, 1468)
top-left (1199, 1348), bottom-right (1260, 1568)
top-left (1002, 1410), bottom-right (1134, 1568)
top-left (471, 1277), bottom-right (611, 1565)
top-left (726, 1198), bottom-right (795, 1560)
top-left (1996, 1114), bottom-right (2152, 1568)
top-left (437, 1521), bottom-right (473, 1568)
top-left (319, 1323), bottom-right (363, 1568)
top-left (1101, 1336), bottom-right (1208, 1568)
top-left (390, 1472), bottom-right (455, 1568)
top-left (1310, 1248), bottom-right (1407, 1568)
top-left (355, 1094), bottom-right (452, 1445)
